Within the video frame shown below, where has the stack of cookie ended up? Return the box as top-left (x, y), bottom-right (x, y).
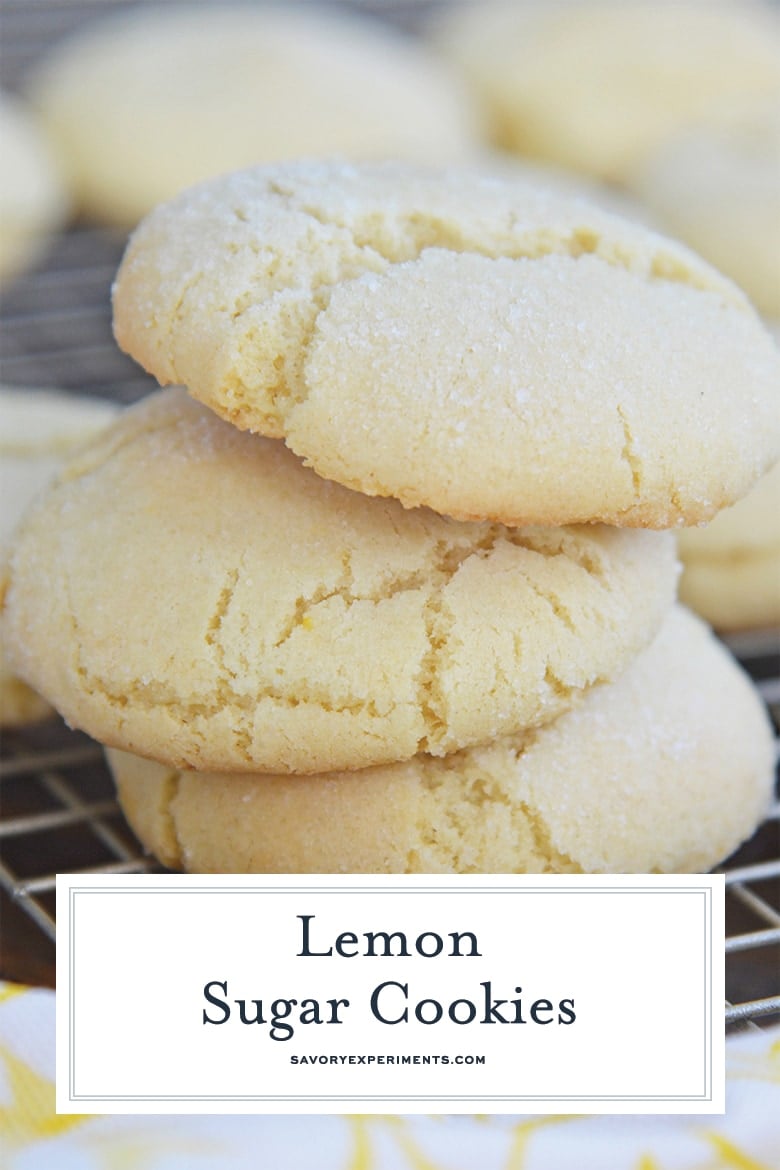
top-left (432, 0), bottom-right (780, 636)
top-left (2, 161), bottom-right (778, 873)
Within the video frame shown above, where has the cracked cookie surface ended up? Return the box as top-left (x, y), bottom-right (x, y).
top-left (2, 389), bottom-right (678, 773)
top-left (107, 607), bottom-right (776, 874)
top-left (112, 159), bottom-right (780, 527)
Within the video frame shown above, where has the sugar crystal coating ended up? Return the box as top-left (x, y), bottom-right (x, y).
top-left (2, 388), bottom-right (679, 774)
top-left (113, 160), bottom-right (780, 527)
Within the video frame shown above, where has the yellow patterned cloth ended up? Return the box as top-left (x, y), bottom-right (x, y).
top-left (2, 980), bottom-right (778, 1169)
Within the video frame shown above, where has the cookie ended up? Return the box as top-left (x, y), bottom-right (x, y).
top-left (107, 606), bottom-right (776, 874)
top-left (0, 628), bottom-right (52, 727)
top-left (631, 99), bottom-right (780, 317)
top-left (113, 159), bottom-right (780, 528)
top-left (477, 153), bottom-right (658, 229)
top-left (0, 91), bottom-right (68, 283)
top-left (433, 0), bottom-right (780, 182)
top-left (0, 387), bottom-right (118, 727)
top-left (25, 3), bottom-right (479, 226)
top-left (1, 388), bottom-right (678, 773)
top-left (678, 460), bottom-right (780, 631)
top-left (678, 322), bottom-right (780, 629)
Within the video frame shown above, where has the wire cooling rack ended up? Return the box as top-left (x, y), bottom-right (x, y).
top-left (1, 0), bottom-right (779, 1031)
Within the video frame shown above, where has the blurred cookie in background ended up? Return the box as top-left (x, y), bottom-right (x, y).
top-left (25, 1), bottom-right (481, 226)
top-left (678, 323), bottom-right (779, 632)
top-left (0, 387), bottom-right (118, 726)
top-left (471, 152), bottom-right (659, 227)
top-left (0, 92), bottom-right (68, 284)
top-left (678, 459), bottom-right (780, 632)
top-left (631, 98), bottom-right (780, 318)
top-left (432, 0), bottom-right (780, 183)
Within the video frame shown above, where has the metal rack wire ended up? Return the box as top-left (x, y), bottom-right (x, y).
top-left (717, 633), bottom-right (780, 1030)
top-left (0, 724), bottom-right (163, 988)
top-left (0, 0), bottom-right (778, 1031)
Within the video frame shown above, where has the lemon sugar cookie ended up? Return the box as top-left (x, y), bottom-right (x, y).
top-left (1, 388), bottom-right (678, 774)
top-left (107, 608), bottom-right (776, 875)
top-left (113, 160), bottom-right (780, 529)
top-left (0, 387), bottom-right (118, 726)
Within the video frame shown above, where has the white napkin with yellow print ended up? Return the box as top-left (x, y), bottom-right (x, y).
top-left (2, 981), bottom-right (778, 1169)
